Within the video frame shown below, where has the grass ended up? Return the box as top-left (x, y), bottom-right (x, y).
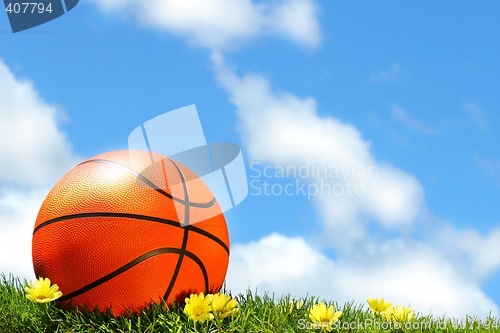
top-left (1, 275), bottom-right (500, 333)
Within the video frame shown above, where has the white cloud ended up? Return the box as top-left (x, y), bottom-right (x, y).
top-left (0, 60), bottom-right (79, 279)
top-left (227, 234), bottom-right (335, 295)
top-left (392, 106), bottom-right (440, 135)
top-left (227, 233), bottom-right (500, 319)
top-left (0, 60), bottom-right (77, 186)
top-left (87, 0), bottom-right (321, 49)
top-left (0, 188), bottom-right (48, 280)
top-left (437, 225), bottom-right (500, 280)
top-left (214, 54), bottom-right (423, 248)
top-left (269, 0), bottom-right (321, 48)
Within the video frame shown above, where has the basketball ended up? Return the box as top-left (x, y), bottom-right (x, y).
top-left (32, 150), bottom-right (230, 316)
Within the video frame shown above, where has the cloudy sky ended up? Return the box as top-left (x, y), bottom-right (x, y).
top-left (1, 0), bottom-right (499, 319)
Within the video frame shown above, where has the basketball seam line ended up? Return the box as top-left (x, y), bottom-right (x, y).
top-left (163, 229), bottom-right (189, 301)
top-left (163, 159), bottom-right (191, 301)
top-left (78, 159), bottom-right (217, 208)
top-left (33, 212), bottom-right (230, 255)
top-left (58, 247), bottom-right (209, 303)
top-left (185, 225), bottom-right (229, 255)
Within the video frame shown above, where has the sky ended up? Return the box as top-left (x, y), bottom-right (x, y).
top-left (1, 0), bottom-right (500, 319)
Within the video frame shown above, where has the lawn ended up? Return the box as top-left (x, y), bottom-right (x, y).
top-left (1, 275), bottom-right (499, 332)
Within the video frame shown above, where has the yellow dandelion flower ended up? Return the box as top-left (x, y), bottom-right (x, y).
top-left (184, 292), bottom-right (214, 322)
top-left (308, 302), bottom-right (342, 331)
top-left (208, 293), bottom-right (238, 319)
top-left (384, 305), bottom-right (415, 323)
top-left (367, 298), bottom-right (392, 315)
top-left (24, 277), bottom-right (62, 304)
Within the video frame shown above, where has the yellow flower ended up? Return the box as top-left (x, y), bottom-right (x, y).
top-left (308, 302), bottom-right (342, 331)
top-left (184, 292), bottom-right (214, 322)
top-left (208, 293), bottom-right (238, 319)
top-left (384, 305), bottom-right (415, 323)
top-left (24, 277), bottom-right (62, 303)
top-left (367, 298), bottom-right (392, 315)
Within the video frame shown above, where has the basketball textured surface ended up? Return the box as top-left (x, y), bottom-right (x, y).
top-left (32, 150), bottom-right (230, 316)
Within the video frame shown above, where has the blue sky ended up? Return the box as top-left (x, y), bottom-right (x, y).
top-left (1, 0), bottom-right (499, 318)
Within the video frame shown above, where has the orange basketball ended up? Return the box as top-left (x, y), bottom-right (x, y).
top-left (32, 150), bottom-right (229, 316)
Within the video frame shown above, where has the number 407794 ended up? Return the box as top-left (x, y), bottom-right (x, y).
top-left (5, 2), bottom-right (53, 14)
